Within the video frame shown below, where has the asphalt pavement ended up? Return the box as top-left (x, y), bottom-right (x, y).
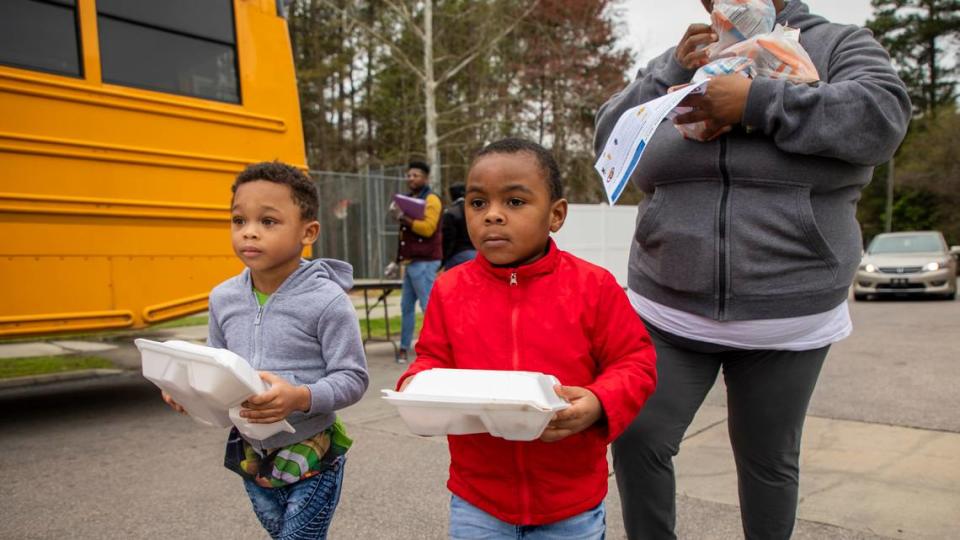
top-left (1, 287), bottom-right (958, 539)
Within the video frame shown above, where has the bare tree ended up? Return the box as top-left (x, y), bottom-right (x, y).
top-left (318, 0), bottom-right (539, 188)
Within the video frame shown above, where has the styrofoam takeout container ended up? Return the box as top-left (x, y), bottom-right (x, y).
top-left (136, 339), bottom-right (295, 440)
top-left (381, 369), bottom-right (569, 441)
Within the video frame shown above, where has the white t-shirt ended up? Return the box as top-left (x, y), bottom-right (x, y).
top-left (628, 289), bottom-right (852, 351)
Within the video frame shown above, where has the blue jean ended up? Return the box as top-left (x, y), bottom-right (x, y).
top-left (400, 259), bottom-right (441, 350)
top-left (444, 249), bottom-right (477, 271)
top-left (242, 457), bottom-right (346, 540)
top-left (449, 494), bottom-right (605, 540)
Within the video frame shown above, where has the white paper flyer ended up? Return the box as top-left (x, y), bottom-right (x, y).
top-left (595, 81), bottom-right (708, 205)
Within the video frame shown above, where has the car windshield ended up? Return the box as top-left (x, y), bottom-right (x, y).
top-left (868, 234), bottom-right (943, 254)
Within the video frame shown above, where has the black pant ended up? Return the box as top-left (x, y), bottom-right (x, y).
top-left (613, 322), bottom-right (828, 540)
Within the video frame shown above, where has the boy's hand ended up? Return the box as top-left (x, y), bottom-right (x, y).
top-left (540, 385), bottom-right (603, 443)
top-left (161, 391), bottom-right (186, 414)
top-left (398, 376), bottom-right (414, 392)
top-left (240, 372), bottom-right (311, 424)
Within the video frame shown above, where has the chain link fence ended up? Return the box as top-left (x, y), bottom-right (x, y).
top-left (311, 166), bottom-right (407, 279)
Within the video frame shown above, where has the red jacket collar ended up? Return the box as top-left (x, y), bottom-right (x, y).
top-left (474, 238), bottom-right (560, 284)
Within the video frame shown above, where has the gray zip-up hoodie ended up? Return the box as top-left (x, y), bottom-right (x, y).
top-left (595, 1), bottom-right (911, 321)
top-left (208, 258), bottom-right (369, 449)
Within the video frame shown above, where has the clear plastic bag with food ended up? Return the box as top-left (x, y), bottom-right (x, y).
top-left (692, 55), bottom-right (755, 84)
top-left (674, 1), bottom-right (819, 142)
top-left (707, 0), bottom-right (777, 57)
top-left (722, 25), bottom-right (819, 83)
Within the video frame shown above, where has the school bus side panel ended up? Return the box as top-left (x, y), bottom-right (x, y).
top-left (0, 0), bottom-right (306, 336)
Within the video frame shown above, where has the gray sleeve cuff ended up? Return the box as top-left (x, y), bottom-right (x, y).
top-left (742, 76), bottom-right (781, 132)
top-left (662, 50), bottom-right (697, 87)
top-left (306, 380), bottom-right (335, 416)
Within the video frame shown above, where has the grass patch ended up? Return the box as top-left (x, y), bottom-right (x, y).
top-left (0, 355), bottom-right (115, 379)
top-left (360, 314), bottom-right (422, 340)
top-left (0, 329), bottom-right (124, 344)
top-left (152, 315), bottom-right (209, 329)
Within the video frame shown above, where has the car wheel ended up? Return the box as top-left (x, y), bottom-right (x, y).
top-left (854, 293), bottom-right (868, 301)
top-left (944, 292), bottom-right (956, 301)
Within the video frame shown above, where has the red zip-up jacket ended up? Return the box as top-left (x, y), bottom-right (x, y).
top-left (397, 240), bottom-right (657, 525)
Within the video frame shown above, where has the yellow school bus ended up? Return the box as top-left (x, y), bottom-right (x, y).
top-left (0, 0), bottom-right (305, 337)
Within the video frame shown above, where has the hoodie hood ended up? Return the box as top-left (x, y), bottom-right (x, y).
top-left (240, 258), bottom-right (354, 296)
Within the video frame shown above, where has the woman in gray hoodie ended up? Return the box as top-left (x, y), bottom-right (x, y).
top-left (594, 1), bottom-right (911, 539)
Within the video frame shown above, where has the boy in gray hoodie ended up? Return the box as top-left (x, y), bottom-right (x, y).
top-left (162, 161), bottom-right (368, 539)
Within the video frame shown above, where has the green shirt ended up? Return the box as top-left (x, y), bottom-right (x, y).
top-left (254, 288), bottom-right (270, 306)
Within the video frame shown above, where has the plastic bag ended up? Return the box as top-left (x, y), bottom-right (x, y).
top-left (675, 0), bottom-right (819, 141)
top-left (706, 0), bottom-right (776, 57)
top-left (692, 55), bottom-right (755, 84)
top-left (722, 25), bottom-right (819, 83)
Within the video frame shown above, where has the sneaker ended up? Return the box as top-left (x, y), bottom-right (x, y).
top-left (395, 348), bottom-right (408, 364)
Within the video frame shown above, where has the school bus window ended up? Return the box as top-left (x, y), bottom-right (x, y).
top-left (0, 0), bottom-right (82, 78)
top-left (97, 0), bottom-right (239, 104)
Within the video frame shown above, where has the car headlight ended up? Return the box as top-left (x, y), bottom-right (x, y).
top-left (922, 262), bottom-right (941, 272)
top-left (861, 264), bottom-right (878, 273)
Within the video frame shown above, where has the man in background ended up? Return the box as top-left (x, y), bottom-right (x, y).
top-left (394, 161), bottom-right (442, 363)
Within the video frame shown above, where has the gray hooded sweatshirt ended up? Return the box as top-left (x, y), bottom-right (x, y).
top-left (208, 258), bottom-right (369, 449)
top-left (594, 0), bottom-right (911, 321)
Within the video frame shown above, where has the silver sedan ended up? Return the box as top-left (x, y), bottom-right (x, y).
top-left (854, 231), bottom-right (959, 301)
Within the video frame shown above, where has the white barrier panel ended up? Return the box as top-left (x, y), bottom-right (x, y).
top-left (553, 204), bottom-right (637, 287)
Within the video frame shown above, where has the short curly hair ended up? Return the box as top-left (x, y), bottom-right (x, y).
top-left (232, 161), bottom-right (319, 220)
top-left (473, 138), bottom-right (564, 201)
top-left (408, 160), bottom-right (430, 176)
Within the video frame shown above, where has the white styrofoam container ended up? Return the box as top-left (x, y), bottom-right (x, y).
top-left (136, 339), bottom-right (295, 440)
top-left (381, 369), bottom-right (569, 441)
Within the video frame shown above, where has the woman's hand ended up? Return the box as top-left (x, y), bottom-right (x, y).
top-left (675, 24), bottom-right (718, 70)
top-left (240, 372), bottom-right (311, 424)
top-left (674, 75), bottom-right (753, 140)
top-left (540, 385), bottom-right (603, 443)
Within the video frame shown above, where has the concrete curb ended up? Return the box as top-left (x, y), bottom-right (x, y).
top-left (0, 368), bottom-right (127, 390)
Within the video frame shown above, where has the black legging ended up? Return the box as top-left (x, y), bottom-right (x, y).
top-left (614, 321), bottom-right (827, 540)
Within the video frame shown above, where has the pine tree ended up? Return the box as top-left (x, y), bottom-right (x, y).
top-left (867, 0), bottom-right (960, 115)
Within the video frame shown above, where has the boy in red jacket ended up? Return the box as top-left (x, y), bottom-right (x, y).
top-left (397, 138), bottom-right (657, 538)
